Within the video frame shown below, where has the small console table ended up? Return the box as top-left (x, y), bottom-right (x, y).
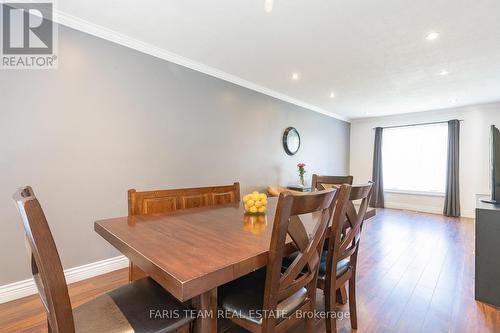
top-left (287, 185), bottom-right (312, 192)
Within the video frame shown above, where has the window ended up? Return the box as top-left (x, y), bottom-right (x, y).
top-left (382, 123), bottom-right (448, 194)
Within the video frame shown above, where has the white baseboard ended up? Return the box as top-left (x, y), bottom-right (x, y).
top-left (385, 202), bottom-right (475, 219)
top-left (385, 201), bottom-right (443, 215)
top-left (0, 255), bottom-right (129, 304)
top-left (461, 210), bottom-right (475, 219)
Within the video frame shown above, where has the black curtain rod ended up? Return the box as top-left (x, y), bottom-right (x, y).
top-left (373, 119), bottom-right (464, 130)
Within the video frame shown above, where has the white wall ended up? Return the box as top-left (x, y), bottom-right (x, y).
top-left (0, 25), bottom-right (350, 285)
top-left (350, 102), bottom-right (500, 218)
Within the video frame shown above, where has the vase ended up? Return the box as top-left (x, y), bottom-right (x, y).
top-left (299, 174), bottom-right (305, 187)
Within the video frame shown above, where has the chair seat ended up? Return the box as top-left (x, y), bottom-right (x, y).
top-left (283, 251), bottom-right (350, 278)
top-left (218, 268), bottom-right (307, 325)
top-left (319, 252), bottom-right (350, 278)
top-left (73, 278), bottom-right (193, 333)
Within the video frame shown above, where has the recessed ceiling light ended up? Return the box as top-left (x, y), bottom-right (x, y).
top-left (439, 69), bottom-right (449, 76)
top-left (264, 0), bottom-right (273, 13)
top-left (291, 73), bottom-right (299, 80)
top-left (451, 99), bottom-right (458, 103)
top-left (329, 92), bottom-right (336, 98)
top-left (425, 32), bottom-right (440, 41)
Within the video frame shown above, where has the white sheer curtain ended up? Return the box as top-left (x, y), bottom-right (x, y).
top-left (382, 123), bottom-right (448, 194)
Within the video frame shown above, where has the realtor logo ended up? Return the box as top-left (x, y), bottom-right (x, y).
top-left (1, 1), bottom-right (58, 69)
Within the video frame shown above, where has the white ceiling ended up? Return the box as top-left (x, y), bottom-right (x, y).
top-left (58, 0), bottom-right (500, 121)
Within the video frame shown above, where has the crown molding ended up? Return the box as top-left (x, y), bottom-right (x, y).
top-left (51, 10), bottom-right (349, 123)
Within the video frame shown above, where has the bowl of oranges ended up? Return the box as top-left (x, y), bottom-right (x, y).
top-left (243, 191), bottom-right (267, 214)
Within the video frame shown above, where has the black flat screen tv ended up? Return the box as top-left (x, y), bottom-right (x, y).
top-left (482, 125), bottom-right (500, 204)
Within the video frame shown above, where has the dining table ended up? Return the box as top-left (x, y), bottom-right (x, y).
top-left (94, 196), bottom-right (376, 333)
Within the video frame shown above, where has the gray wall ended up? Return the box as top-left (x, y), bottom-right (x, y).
top-left (0, 25), bottom-right (350, 285)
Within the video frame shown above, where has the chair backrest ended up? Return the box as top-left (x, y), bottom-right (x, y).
top-left (311, 174), bottom-right (354, 191)
top-left (13, 186), bottom-right (75, 333)
top-left (326, 183), bottom-right (373, 284)
top-left (262, 189), bottom-right (338, 330)
top-left (128, 182), bottom-right (240, 216)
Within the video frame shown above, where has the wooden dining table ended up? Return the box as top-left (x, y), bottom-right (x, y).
top-left (95, 197), bottom-right (376, 333)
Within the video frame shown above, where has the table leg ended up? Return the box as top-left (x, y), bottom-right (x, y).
top-left (193, 288), bottom-right (218, 333)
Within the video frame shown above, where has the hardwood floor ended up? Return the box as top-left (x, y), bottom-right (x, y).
top-left (1, 209), bottom-right (499, 332)
top-left (0, 267), bottom-right (129, 333)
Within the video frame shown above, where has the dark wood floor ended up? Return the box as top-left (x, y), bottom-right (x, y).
top-left (1, 209), bottom-right (499, 332)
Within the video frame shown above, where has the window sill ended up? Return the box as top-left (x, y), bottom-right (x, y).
top-left (384, 189), bottom-right (445, 197)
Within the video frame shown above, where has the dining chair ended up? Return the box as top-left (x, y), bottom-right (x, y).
top-left (127, 182), bottom-right (240, 281)
top-left (311, 174), bottom-right (353, 191)
top-left (218, 189), bottom-right (338, 333)
top-left (13, 186), bottom-right (194, 333)
top-left (320, 183), bottom-right (373, 333)
top-left (310, 174), bottom-right (354, 304)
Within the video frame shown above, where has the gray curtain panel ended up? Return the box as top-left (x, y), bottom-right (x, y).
top-left (370, 127), bottom-right (385, 208)
top-left (444, 119), bottom-right (461, 217)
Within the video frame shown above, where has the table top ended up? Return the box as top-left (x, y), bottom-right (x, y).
top-left (95, 197), bottom-right (376, 301)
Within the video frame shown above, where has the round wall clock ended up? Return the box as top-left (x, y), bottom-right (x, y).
top-left (283, 127), bottom-right (301, 155)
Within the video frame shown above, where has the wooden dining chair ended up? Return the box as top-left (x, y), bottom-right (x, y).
top-left (127, 182), bottom-right (240, 281)
top-left (218, 189), bottom-right (338, 333)
top-left (310, 174), bottom-right (354, 304)
top-left (311, 174), bottom-right (354, 191)
top-left (320, 183), bottom-right (373, 333)
top-left (13, 186), bottom-right (194, 333)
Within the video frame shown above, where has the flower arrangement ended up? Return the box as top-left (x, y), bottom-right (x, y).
top-left (297, 163), bottom-right (306, 186)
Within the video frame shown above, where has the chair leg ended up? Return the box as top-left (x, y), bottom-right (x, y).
top-left (336, 285), bottom-right (348, 305)
top-left (329, 310), bottom-right (337, 333)
top-left (305, 303), bottom-right (315, 333)
top-left (348, 277), bottom-right (357, 329)
top-left (324, 284), bottom-right (331, 332)
top-left (305, 280), bottom-right (317, 333)
top-left (47, 318), bottom-right (52, 333)
top-left (325, 286), bottom-right (337, 333)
